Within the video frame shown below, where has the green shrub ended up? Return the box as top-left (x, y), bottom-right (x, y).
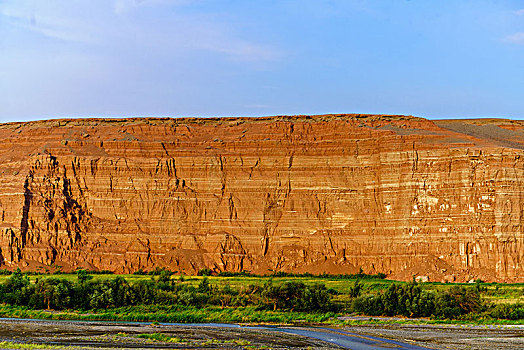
top-left (197, 268), bottom-right (213, 276)
top-left (349, 280), bottom-right (363, 298)
top-left (352, 283), bottom-right (481, 319)
top-left (352, 294), bottom-right (384, 315)
top-left (262, 281), bottom-right (335, 311)
top-left (486, 303), bottom-right (524, 320)
top-left (434, 286), bottom-right (481, 319)
top-left (76, 269), bottom-right (93, 284)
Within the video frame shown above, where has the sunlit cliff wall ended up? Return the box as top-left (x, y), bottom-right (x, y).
top-left (0, 115), bottom-right (522, 282)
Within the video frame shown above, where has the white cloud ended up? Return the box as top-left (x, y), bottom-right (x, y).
top-left (113, 0), bottom-right (190, 15)
top-left (502, 32), bottom-right (524, 44)
top-left (0, 0), bottom-right (282, 62)
top-left (515, 9), bottom-right (524, 16)
top-left (0, 1), bottom-right (100, 43)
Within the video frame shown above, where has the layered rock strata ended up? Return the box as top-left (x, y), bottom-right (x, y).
top-left (0, 115), bottom-right (522, 282)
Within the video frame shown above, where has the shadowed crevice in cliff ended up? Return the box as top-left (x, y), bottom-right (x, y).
top-left (261, 176), bottom-right (291, 259)
top-left (13, 156), bottom-right (93, 267)
top-left (61, 177), bottom-right (86, 244)
top-left (20, 174), bottom-right (33, 252)
top-left (217, 232), bottom-right (251, 272)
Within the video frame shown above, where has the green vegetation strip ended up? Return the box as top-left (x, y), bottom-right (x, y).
top-left (0, 304), bottom-right (335, 323)
top-left (0, 268), bottom-right (520, 324)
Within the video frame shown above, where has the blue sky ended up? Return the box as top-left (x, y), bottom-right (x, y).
top-left (1, 0), bottom-right (523, 122)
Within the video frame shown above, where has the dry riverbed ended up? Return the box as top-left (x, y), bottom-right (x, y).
top-left (341, 323), bottom-right (524, 350)
top-left (0, 318), bottom-right (521, 349)
top-left (0, 319), bottom-right (337, 349)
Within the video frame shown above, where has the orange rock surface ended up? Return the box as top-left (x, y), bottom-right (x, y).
top-left (0, 114), bottom-right (523, 282)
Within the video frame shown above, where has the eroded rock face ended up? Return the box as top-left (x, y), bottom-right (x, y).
top-left (0, 115), bottom-right (523, 282)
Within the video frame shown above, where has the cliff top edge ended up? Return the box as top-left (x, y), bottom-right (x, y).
top-left (0, 114), bottom-right (521, 129)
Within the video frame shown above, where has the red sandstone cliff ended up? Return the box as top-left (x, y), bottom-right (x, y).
top-left (0, 114), bottom-right (522, 282)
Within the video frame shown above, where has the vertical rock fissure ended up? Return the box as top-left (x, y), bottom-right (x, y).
top-left (20, 173), bottom-right (33, 250)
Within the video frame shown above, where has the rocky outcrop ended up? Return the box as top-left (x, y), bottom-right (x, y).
top-left (0, 115), bottom-right (522, 282)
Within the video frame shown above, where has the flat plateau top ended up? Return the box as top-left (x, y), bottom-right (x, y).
top-left (1, 114), bottom-right (524, 151)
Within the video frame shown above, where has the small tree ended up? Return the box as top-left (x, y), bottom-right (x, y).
top-left (349, 280), bottom-right (363, 298)
top-left (197, 268), bottom-right (212, 276)
top-left (76, 269), bottom-right (93, 284)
